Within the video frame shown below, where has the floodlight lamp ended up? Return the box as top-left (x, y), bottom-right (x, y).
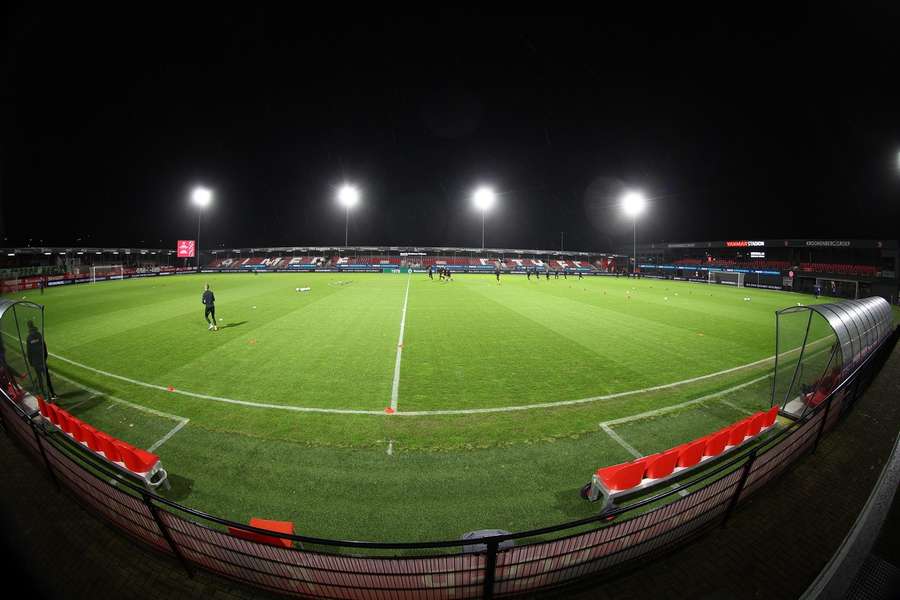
top-left (621, 191), bottom-right (646, 217)
top-left (337, 184), bottom-right (360, 208)
top-left (191, 186), bottom-right (213, 207)
top-left (473, 187), bottom-right (496, 211)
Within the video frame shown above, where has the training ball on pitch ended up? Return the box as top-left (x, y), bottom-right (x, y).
top-left (664, 297), bottom-right (668, 301)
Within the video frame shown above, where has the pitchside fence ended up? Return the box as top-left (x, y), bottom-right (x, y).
top-left (0, 319), bottom-right (897, 598)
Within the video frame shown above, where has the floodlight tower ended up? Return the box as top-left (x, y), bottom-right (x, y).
top-left (472, 186), bottom-right (496, 249)
top-left (337, 184), bottom-right (360, 248)
top-left (621, 191), bottom-right (646, 275)
top-left (191, 186), bottom-right (213, 270)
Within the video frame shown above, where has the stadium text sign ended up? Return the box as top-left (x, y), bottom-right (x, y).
top-left (726, 240), bottom-right (765, 247)
top-left (805, 240), bottom-right (850, 247)
top-left (177, 240), bottom-right (196, 258)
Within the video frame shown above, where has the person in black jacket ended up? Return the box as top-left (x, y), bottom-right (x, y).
top-left (202, 284), bottom-right (218, 331)
top-left (26, 320), bottom-right (56, 399)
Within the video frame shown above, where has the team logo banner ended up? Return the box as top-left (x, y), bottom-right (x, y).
top-left (177, 240), bottom-right (196, 258)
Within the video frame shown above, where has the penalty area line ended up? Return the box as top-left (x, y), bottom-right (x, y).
top-left (51, 370), bottom-right (190, 452)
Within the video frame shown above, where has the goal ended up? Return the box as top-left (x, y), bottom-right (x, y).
top-left (708, 270), bottom-right (745, 287)
top-left (91, 265), bottom-right (125, 283)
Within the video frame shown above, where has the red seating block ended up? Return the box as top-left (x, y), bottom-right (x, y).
top-left (45, 402), bottom-right (59, 425)
top-left (746, 413), bottom-right (765, 437)
top-left (726, 421), bottom-right (749, 447)
top-left (229, 519), bottom-right (295, 548)
top-left (763, 406), bottom-right (779, 428)
top-left (95, 431), bottom-right (122, 462)
top-left (676, 439), bottom-right (706, 468)
top-left (645, 449), bottom-right (679, 479)
top-left (114, 441), bottom-right (159, 473)
top-left (80, 424), bottom-right (101, 452)
top-left (703, 431), bottom-right (730, 457)
top-left (57, 410), bottom-right (75, 435)
top-left (37, 395), bottom-right (49, 416)
top-left (597, 458), bottom-right (648, 491)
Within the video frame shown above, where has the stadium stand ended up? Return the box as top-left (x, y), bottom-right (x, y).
top-left (581, 406), bottom-right (779, 511)
top-left (37, 397), bottom-right (169, 491)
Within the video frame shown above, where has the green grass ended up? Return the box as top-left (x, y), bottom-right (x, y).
top-left (3, 272), bottom-right (880, 543)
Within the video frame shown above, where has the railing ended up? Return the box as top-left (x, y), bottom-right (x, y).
top-left (0, 328), bottom-right (896, 599)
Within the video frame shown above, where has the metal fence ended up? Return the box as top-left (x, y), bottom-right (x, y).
top-left (0, 328), bottom-right (895, 599)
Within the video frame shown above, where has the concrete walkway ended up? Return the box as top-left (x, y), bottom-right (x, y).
top-left (1, 336), bottom-right (898, 599)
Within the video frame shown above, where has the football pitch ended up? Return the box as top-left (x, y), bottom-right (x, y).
top-left (14, 273), bottom-right (870, 542)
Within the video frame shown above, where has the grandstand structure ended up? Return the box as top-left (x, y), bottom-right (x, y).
top-left (203, 246), bottom-right (624, 274)
top-left (629, 238), bottom-right (899, 303)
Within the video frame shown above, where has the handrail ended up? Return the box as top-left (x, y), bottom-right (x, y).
top-left (3, 325), bottom-right (896, 553)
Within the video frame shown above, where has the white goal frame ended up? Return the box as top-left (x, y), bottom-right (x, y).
top-left (708, 270), bottom-right (745, 287)
top-left (91, 264), bottom-right (125, 284)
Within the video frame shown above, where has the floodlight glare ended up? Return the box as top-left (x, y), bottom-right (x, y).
top-left (473, 187), bottom-right (496, 211)
top-left (191, 186), bottom-right (213, 207)
top-left (337, 184), bottom-right (360, 208)
top-left (621, 191), bottom-right (646, 217)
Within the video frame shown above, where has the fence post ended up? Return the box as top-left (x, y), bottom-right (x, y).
top-left (143, 492), bottom-right (194, 578)
top-left (811, 392), bottom-right (834, 455)
top-left (482, 540), bottom-right (499, 599)
top-left (33, 423), bottom-right (61, 492)
top-left (722, 449), bottom-right (757, 527)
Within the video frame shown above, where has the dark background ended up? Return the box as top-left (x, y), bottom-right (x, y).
top-left (2, 8), bottom-right (899, 252)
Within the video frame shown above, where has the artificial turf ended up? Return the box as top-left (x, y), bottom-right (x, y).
top-left (4, 272), bottom-right (884, 542)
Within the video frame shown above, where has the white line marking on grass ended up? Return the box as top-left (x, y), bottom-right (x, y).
top-left (390, 272), bottom-right (412, 412)
top-left (600, 373), bottom-right (772, 428)
top-left (148, 419), bottom-right (190, 452)
top-left (42, 335), bottom-right (831, 417)
top-left (600, 424), bottom-right (643, 458)
top-left (51, 371), bottom-right (189, 451)
top-left (720, 399), bottom-right (754, 415)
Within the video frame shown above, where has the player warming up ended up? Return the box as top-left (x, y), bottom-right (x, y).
top-left (202, 283), bottom-right (218, 331)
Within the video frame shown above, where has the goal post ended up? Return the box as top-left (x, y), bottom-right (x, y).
top-left (708, 270), bottom-right (745, 287)
top-left (91, 265), bottom-right (125, 284)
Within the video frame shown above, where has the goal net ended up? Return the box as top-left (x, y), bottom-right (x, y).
top-left (708, 270), bottom-right (745, 287)
top-left (91, 265), bottom-right (125, 283)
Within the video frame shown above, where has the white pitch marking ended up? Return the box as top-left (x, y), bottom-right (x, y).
top-left (600, 373), bottom-right (771, 428)
top-left (389, 272), bottom-right (412, 412)
top-left (720, 399), bottom-right (754, 415)
top-left (52, 371), bottom-right (189, 451)
top-left (600, 424), bottom-right (643, 458)
top-left (44, 335), bottom-right (830, 417)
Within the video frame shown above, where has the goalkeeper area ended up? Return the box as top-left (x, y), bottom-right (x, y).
top-left (11, 272), bottom-right (900, 542)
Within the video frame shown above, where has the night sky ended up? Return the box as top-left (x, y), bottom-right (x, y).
top-left (3, 8), bottom-right (899, 252)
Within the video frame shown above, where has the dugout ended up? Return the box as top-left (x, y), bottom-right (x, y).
top-left (772, 296), bottom-right (893, 420)
top-left (0, 299), bottom-right (48, 413)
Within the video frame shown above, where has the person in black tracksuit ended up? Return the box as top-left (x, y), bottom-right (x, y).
top-left (26, 320), bottom-right (56, 399)
top-left (202, 284), bottom-right (218, 330)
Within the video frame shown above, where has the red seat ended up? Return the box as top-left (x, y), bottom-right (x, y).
top-left (229, 519), bottom-right (295, 548)
top-left (727, 421), bottom-right (749, 447)
top-left (807, 390), bottom-right (828, 407)
top-left (114, 441), bottom-right (159, 473)
top-left (57, 410), bottom-right (76, 435)
top-left (46, 402), bottom-right (61, 425)
top-left (746, 413), bottom-right (765, 437)
top-left (94, 431), bottom-right (122, 462)
top-left (37, 395), bottom-right (48, 417)
top-left (703, 431), bottom-right (730, 457)
top-left (80, 424), bottom-right (101, 452)
top-left (597, 458), bottom-right (648, 490)
top-left (676, 439), bottom-right (706, 468)
top-left (69, 418), bottom-right (89, 443)
top-left (763, 406), bottom-right (779, 428)
top-left (645, 449), bottom-right (679, 479)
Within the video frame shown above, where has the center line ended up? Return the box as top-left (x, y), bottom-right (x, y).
top-left (390, 272), bottom-right (412, 412)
